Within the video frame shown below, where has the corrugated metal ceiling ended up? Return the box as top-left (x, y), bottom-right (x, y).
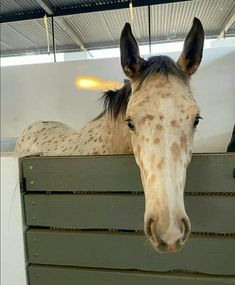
top-left (1, 0), bottom-right (41, 15)
top-left (1, 0), bottom-right (235, 57)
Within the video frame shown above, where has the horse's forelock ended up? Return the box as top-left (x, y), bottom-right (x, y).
top-left (139, 55), bottom-right (189, 87)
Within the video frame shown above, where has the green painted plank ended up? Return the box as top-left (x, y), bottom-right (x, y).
top-left (28, 265), bottom-right (235, 285)
top-left (22, 154), bottom-right (235, 192)
top-left (27, 229), bottom-right (235, 275)
top-left (24, 193), bottom-right (143, 230)
top-left (185, 154), bottom-right (235, 193)
top-left (24, 194), bottom-right (235, 233)
top-left (22, 155), bottom-right (142, 192)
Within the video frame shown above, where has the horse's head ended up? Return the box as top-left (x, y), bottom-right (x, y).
top-left (120, 18), bottom-right (204, 253)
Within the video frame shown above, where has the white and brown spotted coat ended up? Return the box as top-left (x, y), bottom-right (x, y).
top-left (15, 114), bottom-right (132, 155)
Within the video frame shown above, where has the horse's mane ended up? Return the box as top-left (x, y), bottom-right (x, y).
top-left (102, 81), bottom-right (131, 118)
top-left (101, 55), bottom-right (189, 119)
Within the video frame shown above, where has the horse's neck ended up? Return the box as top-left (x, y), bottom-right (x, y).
top-left (75, 112), bottom-right (132, 155)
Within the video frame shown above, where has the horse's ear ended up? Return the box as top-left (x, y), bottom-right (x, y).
top-left (120, 23), bottom-right (144, 79)
top-left (177, 18), bottom-right (204, 76)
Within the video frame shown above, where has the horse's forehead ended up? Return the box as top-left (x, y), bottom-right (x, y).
top-left (128, 76), bottom-right (196, 118)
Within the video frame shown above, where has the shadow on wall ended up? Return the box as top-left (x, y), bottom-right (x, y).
top-left (194, 131), bottom-right (234, 153)
top-left (1, 138), bottom-right (17, 152)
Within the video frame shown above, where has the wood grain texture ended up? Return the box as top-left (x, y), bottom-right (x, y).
top-left (24, 194), bottom-right (235, 233)
top-left (28, 265), bottom-right (235, 285)
top-left (27, 229), bottom-right (235, 275)
top-left (22, 154), bottom-right (235, 193)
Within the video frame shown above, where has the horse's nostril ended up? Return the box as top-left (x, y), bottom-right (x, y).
top-left (175, 238), bottom-right (181, 247)
top-left (181, 218), bottom-right (190, 242)
top-left (145, 218), bottom-right (155, 241)
top-left (181, 219), bottom-right (185, 234)
top-left (157, 238), bottom-right (167, 248)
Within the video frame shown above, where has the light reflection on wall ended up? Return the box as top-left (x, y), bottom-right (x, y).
top-left (75, 76), bottom-right (122, 90)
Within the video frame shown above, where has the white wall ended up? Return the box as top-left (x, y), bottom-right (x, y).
top-left (1, 154), bottom-right (28, 285)
top-left (192, 48), bottom-right (235, 152)
top-left (1, 57), bottom-right (123, 138)
top-left (1, 46), bottom-right (235, 152)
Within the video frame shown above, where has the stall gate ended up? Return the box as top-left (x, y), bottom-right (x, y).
top-left (21, 154), bottom-right (235, 285)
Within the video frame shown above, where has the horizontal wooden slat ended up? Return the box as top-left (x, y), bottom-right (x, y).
top-left (185, 154), bottom-right (235, 193)
top-left (22, 155), bottom-right (141, 192)
top-left (24, 193), bottom-right (143, 230)
top-left (24, 194), bottom-right (235, 233)
top-left (22, 154), bottom-right (235, 193)
top-left (27, 229), bottom-right (235, 275)
top-left (28, 265), bottom-right (235, 285)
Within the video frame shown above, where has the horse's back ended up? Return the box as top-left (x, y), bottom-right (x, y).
top-left (15, 121), bottom-right (73, 154)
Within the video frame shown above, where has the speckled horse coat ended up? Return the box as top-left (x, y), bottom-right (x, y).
top-left (16, 18), bottom-right (204, 253)
top-left (15, 113), bottom-right (132, 156)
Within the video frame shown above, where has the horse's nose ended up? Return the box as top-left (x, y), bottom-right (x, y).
top-left (145, 217), bottom-right (190, 252)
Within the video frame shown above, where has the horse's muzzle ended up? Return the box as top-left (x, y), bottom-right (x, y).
top-left (145, 216), bottom-right (191, 253)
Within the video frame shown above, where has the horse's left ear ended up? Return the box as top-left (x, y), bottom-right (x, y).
top-left (177, 18), bottom-right (204, 76)
top-left (120, 23), bottom-right (144, 79)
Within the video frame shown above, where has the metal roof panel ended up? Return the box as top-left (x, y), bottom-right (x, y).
top-left (1, 0), bottom-right (234, 56)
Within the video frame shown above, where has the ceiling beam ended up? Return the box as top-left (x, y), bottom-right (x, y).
top-left (218, 5), bottom-right (235, 39)
top-left (56, 17), bottom-right (86, 51)
top-left (34, 0), bottom-right (54, 15)
top-left (0, 45), bottom-right (79, 57)
top-left (0, 0), bottom-right (191, 23)
top-left (34, 0), bottom-right (87, 52)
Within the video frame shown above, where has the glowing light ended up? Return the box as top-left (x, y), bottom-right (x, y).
top-left (129, 0), bottom-right (133, 23)
top-left (75, 76), bottom-right (121, 90)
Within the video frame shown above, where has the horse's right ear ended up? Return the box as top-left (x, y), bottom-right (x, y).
top-left (120, 23), bottom-right (144, 79)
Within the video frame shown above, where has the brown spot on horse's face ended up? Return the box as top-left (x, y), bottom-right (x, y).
top-left (161, 92), bottom-right (171, 98)
top-left (156, 124), bottom-right (163, 131)
top-left (180, 133), bottom-right (188, 151)
top-left (154, 138), bottom-right (160, 144)
top-left (146, 114), bottom-right (154, 120)
top-left (157, 158), bottom-right (164, 169)
top-left (171, 142), bottom-right (181, 162)
top-left (150, 174), bottom-right (156, 184)
top-left (171, 120), bottom-right (178, 128)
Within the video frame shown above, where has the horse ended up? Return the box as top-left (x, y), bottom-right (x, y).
top-left (16, 18), bottom-right (204, 253)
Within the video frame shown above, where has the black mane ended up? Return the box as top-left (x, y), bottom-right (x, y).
top-left (102, 81), bottom-right (131, 118)
top-left (102, 55), bottom-right (189, 119)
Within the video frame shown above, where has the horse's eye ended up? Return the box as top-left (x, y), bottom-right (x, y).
top-left (126, 118), bottom-right (135, 131)
top-left (193, 114), bottom-right (202, 128)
